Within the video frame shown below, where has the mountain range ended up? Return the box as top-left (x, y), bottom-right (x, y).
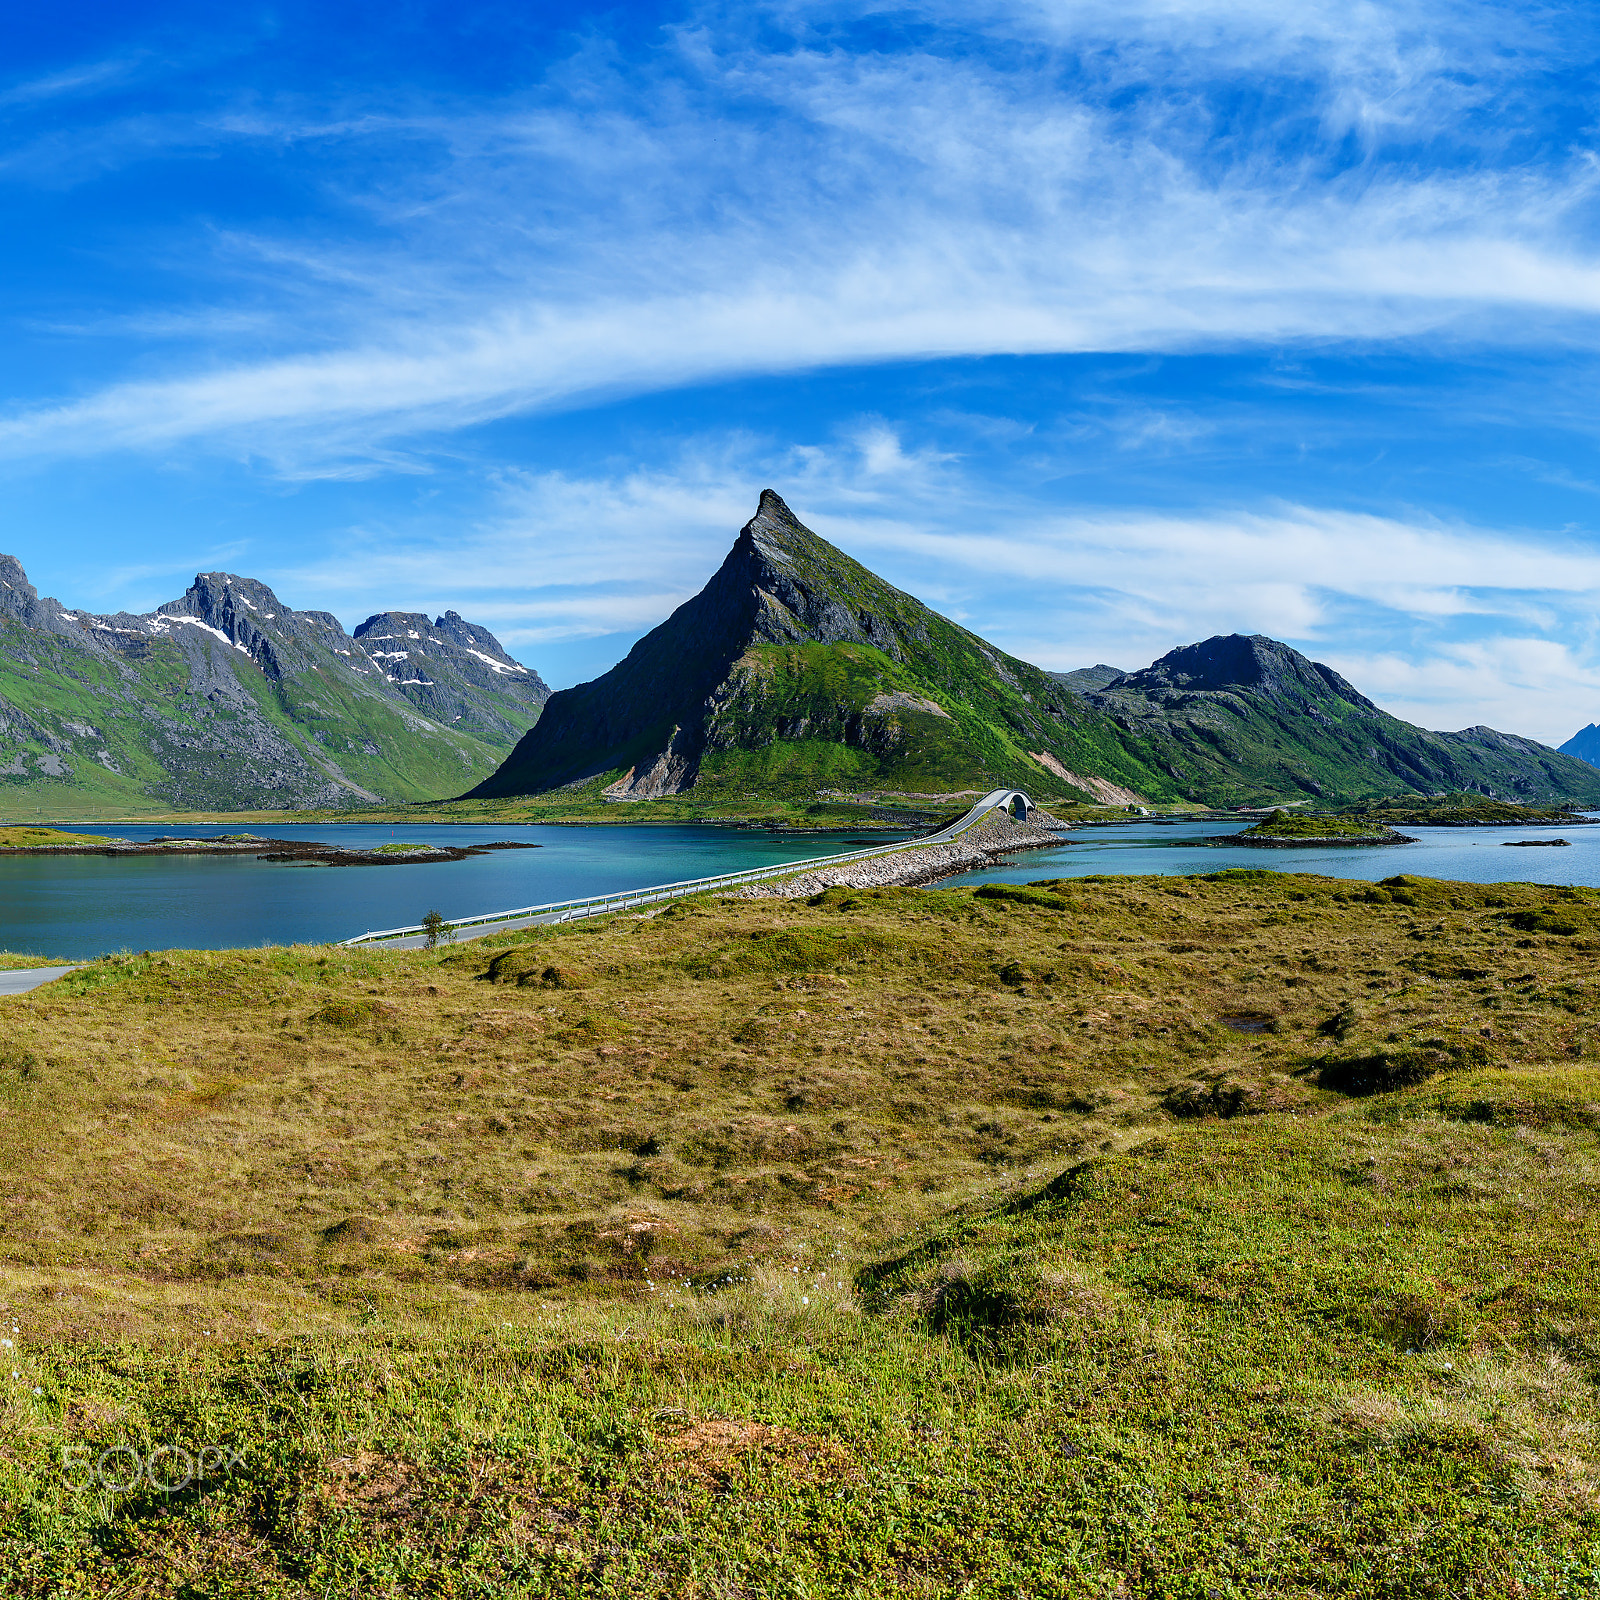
top-left (1559, 725), bottom-right (1600, 770)
top-left (0, 557), bottom-right (548, 813)
top-left (473, 491), bottom-right (1600, 810)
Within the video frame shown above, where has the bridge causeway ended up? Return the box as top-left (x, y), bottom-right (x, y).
top-left (340, 789), bottom-right (1038, 950)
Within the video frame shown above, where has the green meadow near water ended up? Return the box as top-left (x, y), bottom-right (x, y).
top-left (6, 865), bottom-right (1600, 1593)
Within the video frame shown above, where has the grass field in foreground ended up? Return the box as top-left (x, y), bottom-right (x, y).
top-left (5, 869), bottom-right (1600, 1594)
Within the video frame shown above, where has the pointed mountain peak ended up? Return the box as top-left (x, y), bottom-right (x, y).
top-left (161, 570), bottom-right (293, 626)
top-left (0, 553), bottom-right (40, 615)
top-left (738, 489), bottom-right (835, 569)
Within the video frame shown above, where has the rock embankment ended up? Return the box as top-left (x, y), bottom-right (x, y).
top-left (733, 807), bottom-right (1064, 898)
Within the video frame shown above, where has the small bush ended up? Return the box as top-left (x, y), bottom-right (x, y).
top-left (485, 949), bottom-right (595, 988)
top-left (312, 999), bottom-right (381, 1028)
top-left (1506, 907), bottom-right (1596, 938)
top-left (1162, 1073), bottom-right (1303, 1118)
top-left (1319, 1037), bottom-right (1492, 1095)
top-left (526, 964), bottom-right (595, 990)
top-left (974, 883), bottom-right (1071, 910)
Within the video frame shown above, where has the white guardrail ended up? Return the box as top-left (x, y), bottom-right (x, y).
top-left (339, 789), bottom-right (1037, 947)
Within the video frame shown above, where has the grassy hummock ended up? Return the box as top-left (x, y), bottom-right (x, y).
top-left (1235, 808), bottom-right (1408, 843)
top-left (5, 870), bottom-right (1600, 1591)
top-left (0, 825), bottom-right (117, 849)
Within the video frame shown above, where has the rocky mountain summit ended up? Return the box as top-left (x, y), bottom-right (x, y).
top-left (0, 558), bottom-right (545, 812)
top-left (1082, 634), bottom-right (1599, 805)
top-left (471, 493), bottom-right (1600, 810)
top-left (352, 611), bottom-right (549, 741)
top-left (1048, 664), bottom-right (1126, 695)
top-left (1560, 723), bottom-right (1600, 769)
top-left (471, 490), bottom-right (1156, 803)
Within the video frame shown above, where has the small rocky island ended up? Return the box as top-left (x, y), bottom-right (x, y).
top-left (0, 826), bottom-right (537, 867)
top-left (1224, 810), bottom-right (1416, 849)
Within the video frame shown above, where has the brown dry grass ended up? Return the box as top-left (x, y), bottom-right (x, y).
top-left (0, 868), bottom-right (1596, 1340)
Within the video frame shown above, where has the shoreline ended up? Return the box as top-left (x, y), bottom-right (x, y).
top-left (0, 838), bottom-right (542, 868)
top-left (1205, 832), bottom-right (1418, 849)
top-left (732, 808), bottom-right (1066, 897)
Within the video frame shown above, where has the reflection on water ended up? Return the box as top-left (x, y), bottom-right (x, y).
top-left (937, 816), bottom-right (1600, 891)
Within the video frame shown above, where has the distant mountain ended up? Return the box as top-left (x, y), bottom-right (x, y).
top-left (1049, 664), bottom-right (1126, 695)
top-left (471, 493), bottom-right (1600, 811)
top-left (1082, 634), bottom-right (1600, 807)
top-left (352, 611), bottom-right (549, 743)
top-left (0, 558), bottom-right (545, 813)
top-left (1559, 725), bottom-right (1600, 769)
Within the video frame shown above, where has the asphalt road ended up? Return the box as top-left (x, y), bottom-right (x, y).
top-left (0, 965), bottom-right (78, 996)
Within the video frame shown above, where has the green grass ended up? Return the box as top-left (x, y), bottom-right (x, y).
top-left (0, 826), bottom-right (118, 848)
top-left (1341, 794), bottom-right (1589, 826)
top-left (7, 871), bottom-right (1600, 1592)
top-left (1239, 809), bottom-right (1403, 840)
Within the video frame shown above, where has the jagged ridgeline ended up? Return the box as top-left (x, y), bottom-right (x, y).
top-left (473, 492), bottom-right (1600, 809)
top-left (0, 558), bottom-right (549, 813)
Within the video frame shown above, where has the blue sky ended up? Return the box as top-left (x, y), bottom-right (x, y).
top-left (5, 1), bottom-right (1600, 744)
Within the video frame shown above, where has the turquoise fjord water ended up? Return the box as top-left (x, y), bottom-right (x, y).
top-left (939, 816), bottom-right (1600, 891)
top-left (0, 823), bottom-right (909, 960)
top-left (2, 815), bottom-right (1598, 960)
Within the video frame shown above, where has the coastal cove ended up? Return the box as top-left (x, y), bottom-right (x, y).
top-left (0, 822), bottom-right (911, 959)
top-left (4, 813), bottom-right (1600, 959)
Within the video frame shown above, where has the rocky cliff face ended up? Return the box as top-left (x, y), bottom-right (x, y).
top-left (352, 611), bottom-right (549, 741)
top-left (1559, 724), bottom-right (1600, 769)
top-left (0, 561), bottom-right (546, 811)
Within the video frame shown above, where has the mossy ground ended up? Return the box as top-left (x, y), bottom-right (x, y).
top-left (0, 826), bottom-right (117, 849)
top-left (1239, 809), bottom-right (1402, 840)
top-left (6, 870), bottom-right (1600, 1593)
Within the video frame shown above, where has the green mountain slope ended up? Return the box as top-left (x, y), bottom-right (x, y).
top-left (1083, 634), bottom-right (1600, 808)
top-left (0, 558), bottom-right (545, 815)
top-left (470, 492), bottom-right (1168, 805)
top-left (473, 493), bottom-right (1600, 811)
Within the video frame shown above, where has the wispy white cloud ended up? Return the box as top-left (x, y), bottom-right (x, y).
top-left (247, 423), bottom-right (1600, 740)
top-left (0, 54), bottom-right (147, 110)
top-left (0, 1), bottom-right (1598, 469)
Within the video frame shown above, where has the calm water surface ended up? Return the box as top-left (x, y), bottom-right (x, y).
top-left (940, 816), bottom-right (1600, 890)
top-left (5, 815), bottom-right (1599, 959)
top-left (0, 823), bottom-right (907, 959)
